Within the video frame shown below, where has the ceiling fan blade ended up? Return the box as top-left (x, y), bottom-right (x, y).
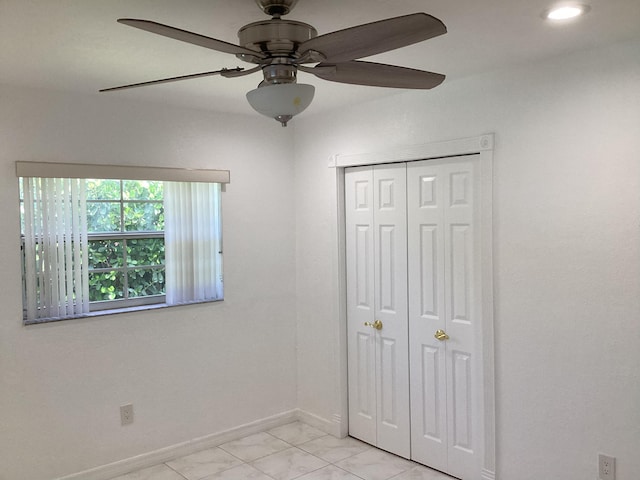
top-left (299, 13), bottom-right (446, 63)
top-left (118, 19), bottom-right (265, 59)
top-left (100, 67), bottom-right (244, 92)
top-left (310, 61), bottom-right (445, 89)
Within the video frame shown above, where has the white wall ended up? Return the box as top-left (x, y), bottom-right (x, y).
top-left (2, 37), bottom-right (639, 480)
top-left (0, 86), bottom-right (298, 480)
top-left (294, 39), bottom-right (640, 480)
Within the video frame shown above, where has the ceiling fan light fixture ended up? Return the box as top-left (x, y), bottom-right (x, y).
top-left (543, 3), bottom-right (590, 21)
top-left (246, 83), bottom-right (315, 126)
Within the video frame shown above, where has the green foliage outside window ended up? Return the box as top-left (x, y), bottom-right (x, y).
top-left (86, 180), bottom-right (165, 303)
top-left (86, 179), bottom-right (164, 232)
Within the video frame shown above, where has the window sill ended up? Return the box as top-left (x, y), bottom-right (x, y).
top-left (23, 298), bottom-right (223, 326)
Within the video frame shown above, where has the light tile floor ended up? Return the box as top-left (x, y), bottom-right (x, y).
top-left (109, 421), bottom-right (454, 480)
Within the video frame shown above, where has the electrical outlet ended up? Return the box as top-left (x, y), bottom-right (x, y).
top-left (120, 404), bottom-right (134, 426)
top-left (598, 453), bottom-right (615, 480)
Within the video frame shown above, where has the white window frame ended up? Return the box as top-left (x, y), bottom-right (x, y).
top-left (17, 162), bottom-right (230, 324)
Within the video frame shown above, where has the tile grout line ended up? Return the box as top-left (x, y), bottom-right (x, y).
top-left (162, 461), bottom-right (189, 480)
top-left (111, 421), bottom-right (449, 480)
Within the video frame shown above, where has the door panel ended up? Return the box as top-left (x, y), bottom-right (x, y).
top-left (451, 350), bottom-right (473, 451)
top-left (408, 162), bottom-right (448, 471)
top-left (355, 332), bottom-right (375, 419)
top-left (380, 336), bottom-right (397, 425)
top-left (378, 224), bottom-right (398, 312)
top-left (346, 167), bottom-right (376, 445)
top-left (408, 157), bottom-right (478, 478)
top-left (443, 160), bottom-right (477, 480)
top-left (355, 225), bottom-right (371, 307)
top-left (419, 225), bottom-right (439, 317)
top-left (373, 164), bottom-right (410, 458)
top-left (450, 224), bottom-right (471, 323)
top-left (346, 164), bottom-right (410, 459)
top-left (419, 344), bottom-right (441, 440)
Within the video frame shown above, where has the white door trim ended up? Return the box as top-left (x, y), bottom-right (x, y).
top-left (330, 134), bottom-right (496, 480)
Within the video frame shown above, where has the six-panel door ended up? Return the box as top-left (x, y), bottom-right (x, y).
top-left (408, 158), bottom-right (478, 479)
top-left (345, 164), bottom-right (410, 459)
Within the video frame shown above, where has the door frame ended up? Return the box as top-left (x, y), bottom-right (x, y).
top-left (330, 134), bottom-right (496, 480)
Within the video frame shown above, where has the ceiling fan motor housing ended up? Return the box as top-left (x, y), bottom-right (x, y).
top-left (237, 20), bottom-right (317, 59)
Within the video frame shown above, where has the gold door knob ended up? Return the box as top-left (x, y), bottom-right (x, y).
top-left (434, 329), bottom-right (449, 341)
top-left (364, 320), bottom-right (383, 330)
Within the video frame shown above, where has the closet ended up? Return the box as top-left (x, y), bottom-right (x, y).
top-left (345, 157), bottom-right (480, 479)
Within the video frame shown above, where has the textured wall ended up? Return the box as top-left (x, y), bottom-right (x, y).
top-left (294, 39), bottom-right (640, 480)
top-left (0, 87), bottom-right (298, 480)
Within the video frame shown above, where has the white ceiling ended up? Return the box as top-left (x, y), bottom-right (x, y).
top-left (1, 0), bottom-right (639, 117)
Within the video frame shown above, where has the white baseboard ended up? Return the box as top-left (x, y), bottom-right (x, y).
top-left (56, 408), bottom-right (492, 480)
top-left (295, 409), bottom-right (343, 438)
top-left (55, 410), bottom-right (299, 480)
top-left (481, 468), bottom-right (496, 480)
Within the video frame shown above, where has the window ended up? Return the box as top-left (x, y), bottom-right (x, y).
top-left (86, 179), bottom-right (165, 310)
top-left (17, 162), bottom-right (229, 324)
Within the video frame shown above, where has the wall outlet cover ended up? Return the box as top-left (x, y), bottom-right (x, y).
top-left (598, 453), bottom-right (615, 480)
top-left (120, 404), bottom-right (134, 426)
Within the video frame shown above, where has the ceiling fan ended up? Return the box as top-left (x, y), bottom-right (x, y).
top-left (101, 0), bottom-right (447, 126)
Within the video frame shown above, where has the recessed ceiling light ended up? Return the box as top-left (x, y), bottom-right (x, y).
top-left (543, 4), bottom-right (591, 21)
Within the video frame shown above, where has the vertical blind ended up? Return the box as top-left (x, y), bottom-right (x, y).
top-left (22, 177), bottom-right (90, 320)
top-left (164, 182), bottom-right (223, 304)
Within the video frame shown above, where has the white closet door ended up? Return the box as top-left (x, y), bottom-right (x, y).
top-left (345, 164), bottom-right (410, 459)
top-left (372, 164), bottom-right (410, 458)
top-left (408, 158), bottom-right (479, 479)
top-left (345, 166), bottom-right (377, 446)
top-left (407, 160), bottom-right (448, 471)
